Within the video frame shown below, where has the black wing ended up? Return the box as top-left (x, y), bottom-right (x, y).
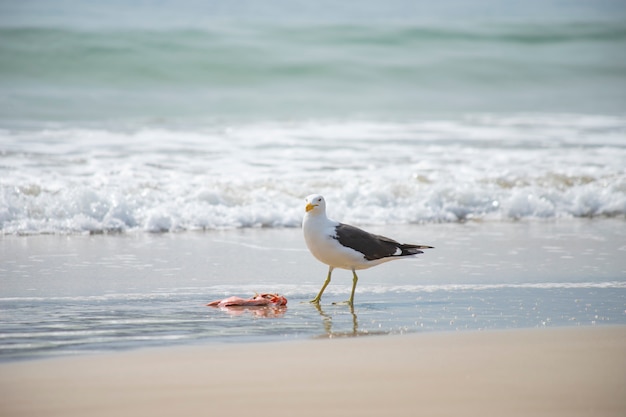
top-left (334, 223), bottom-right (433, 261)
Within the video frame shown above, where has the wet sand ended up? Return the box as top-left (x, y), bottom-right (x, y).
top-left (1, 325), bottom-right (625, 417)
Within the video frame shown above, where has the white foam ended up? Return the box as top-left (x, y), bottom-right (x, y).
top-left (1, 114), bottom-right (625, 234)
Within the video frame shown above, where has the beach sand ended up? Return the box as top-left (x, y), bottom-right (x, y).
top-left (1, 326), bottom-right (625, 417)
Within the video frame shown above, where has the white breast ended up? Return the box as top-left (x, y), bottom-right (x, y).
top-left (303, 214), bottom-right (367, 269)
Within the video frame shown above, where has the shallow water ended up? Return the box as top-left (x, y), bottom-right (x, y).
top-left (1, 221), bottom-right (624, 361)
top-left (1, 286), bottom-right (623, 362)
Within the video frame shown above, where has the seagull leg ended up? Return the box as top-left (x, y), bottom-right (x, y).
top-left (347, 269), bottom-right (359, 306)
top-left (310, 266), bottom-right (333, 304)
top-left (332, 269), bottom-right (359, 306)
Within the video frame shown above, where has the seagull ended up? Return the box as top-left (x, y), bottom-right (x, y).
top-left (302, 194), bottom-right (433, 305)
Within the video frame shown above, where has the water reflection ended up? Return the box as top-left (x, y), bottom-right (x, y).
top-left (209, 305), bottom-right (288, 318)
top-left (312, 303), bottom-right (387, 338)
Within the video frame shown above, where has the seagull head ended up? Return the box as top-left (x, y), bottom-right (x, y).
top-left (304, 194), bottom-right (326, 215)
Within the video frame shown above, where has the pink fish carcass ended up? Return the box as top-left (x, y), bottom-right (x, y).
top-left (206, 293), bottom-right (288, 308)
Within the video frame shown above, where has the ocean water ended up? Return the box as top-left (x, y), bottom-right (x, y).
top-left (1, 222), bottom-right (625, 361)
top-left (1, 1), bottom-right (625, 234)
top-left (1, 1), bottom-right (625, 360)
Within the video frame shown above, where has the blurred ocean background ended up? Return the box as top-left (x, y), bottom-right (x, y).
top-left (1, 0), bottom-right (625, 234)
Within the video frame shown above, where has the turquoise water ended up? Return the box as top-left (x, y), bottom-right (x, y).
top-left (1, 1), bottom-right (625, 123)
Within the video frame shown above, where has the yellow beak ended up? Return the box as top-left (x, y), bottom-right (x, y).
top-left (305, 203), bottom-right (316, 212)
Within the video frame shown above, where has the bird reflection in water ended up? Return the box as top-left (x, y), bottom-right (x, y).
top-left (312, 303), bottom-right (387, 338)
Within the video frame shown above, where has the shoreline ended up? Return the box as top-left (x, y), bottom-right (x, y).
top-left (1, 219), bottom-right (625, 362)
top-left (1, 325), bottom-right (624, 417)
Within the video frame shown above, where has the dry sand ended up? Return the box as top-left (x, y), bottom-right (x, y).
top-left (1, 326), bottom-right (624, 417)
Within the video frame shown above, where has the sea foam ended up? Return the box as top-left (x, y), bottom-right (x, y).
top-left (1, 115), bottom-right (625, 234)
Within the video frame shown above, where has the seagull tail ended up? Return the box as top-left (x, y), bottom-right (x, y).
top-left (399, 244), bottom-right (434, 256)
